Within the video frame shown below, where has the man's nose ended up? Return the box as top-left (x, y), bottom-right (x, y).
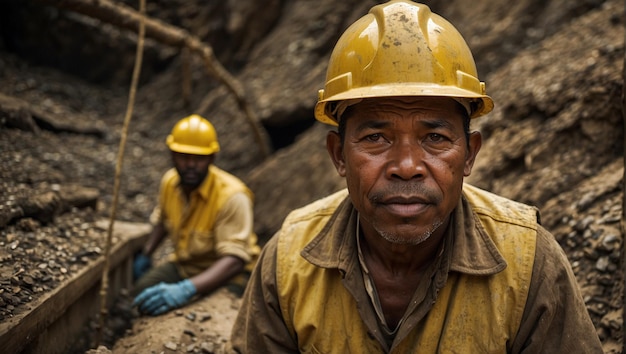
top-left (181, 155), bottom-right (199, 168)
top-left (387, 142), bottom-right (426, 180)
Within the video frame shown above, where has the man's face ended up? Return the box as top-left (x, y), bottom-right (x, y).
top-left (327, 97), bottom-right (481, 245)
top-left (171, 151), bottom-right (214, 189)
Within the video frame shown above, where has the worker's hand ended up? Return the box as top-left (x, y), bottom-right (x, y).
top-left (132, 279), bottom-right (196, 316)
top-left (133, 253), bottom-right (152, 280)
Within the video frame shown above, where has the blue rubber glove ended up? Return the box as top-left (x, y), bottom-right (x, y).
top-left (132, 279), bottom-right (196, 316)
top-left (133, 253), bottom-right (152, 280)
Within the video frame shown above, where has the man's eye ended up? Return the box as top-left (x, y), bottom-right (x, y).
top-left (365, 133), bottom-right (383, 142)
top-left (428, 133), bottom-right (446, 142)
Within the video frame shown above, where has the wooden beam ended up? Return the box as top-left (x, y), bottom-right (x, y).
top-left (32, 0), bottom-right (271, 158)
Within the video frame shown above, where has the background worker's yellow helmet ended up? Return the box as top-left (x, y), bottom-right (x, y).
top-left (166, 114), bottom-right (220, 155)
top-left (314, 0), bottom-right (494, 126)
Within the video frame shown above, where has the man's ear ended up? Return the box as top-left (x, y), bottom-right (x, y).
top-left (464, 131), bottom-right (482, 176)
top-left (326, 131), bottom-right (346, 177)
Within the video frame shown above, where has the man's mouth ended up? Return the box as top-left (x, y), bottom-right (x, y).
top-left (180, 171), bottom-right (201, 185)
top-left (379, 196), bottom-right (432, 217)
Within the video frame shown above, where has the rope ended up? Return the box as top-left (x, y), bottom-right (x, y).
top-left (96, 0), bottom-right (146, 346)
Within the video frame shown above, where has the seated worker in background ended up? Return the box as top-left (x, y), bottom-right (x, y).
top-left (231, 1), bottom-right (603, 353)
top-left (132, 114), bottom-right (260, 316)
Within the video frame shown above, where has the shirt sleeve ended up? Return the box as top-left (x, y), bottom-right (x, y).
top-left (230, 235), bottom-right (299, 353)
top-left (149, 205), bottom-right (162, 225)
top-left (511, 225), bottom-right (603, 353)
top-left (213, 192), bottom-right (256, 263)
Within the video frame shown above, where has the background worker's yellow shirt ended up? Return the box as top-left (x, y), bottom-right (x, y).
top-left (151, 166), bottom-right (260, 277)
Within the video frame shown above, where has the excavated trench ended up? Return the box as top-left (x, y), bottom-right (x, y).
top-left (0, 220), bottom-right (150, 354)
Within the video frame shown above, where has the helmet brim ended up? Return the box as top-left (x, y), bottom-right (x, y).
top-left (314, 85), bottom-right (494, 126)
top-left (166, 135), bottom-right (220, 155)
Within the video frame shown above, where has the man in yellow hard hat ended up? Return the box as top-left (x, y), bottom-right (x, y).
top-left (131, 114), bottom-right (260, 316)
top-left (231, 1), bottom-right (603, 352)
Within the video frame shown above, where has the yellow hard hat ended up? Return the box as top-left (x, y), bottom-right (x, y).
top-left (314, 0), bottom-right (494, 126)
top-left (166, 114), bottom-right (220, 155)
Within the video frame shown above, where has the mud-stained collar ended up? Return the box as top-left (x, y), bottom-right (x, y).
top-left (301, 192), bottom-right (507, 276)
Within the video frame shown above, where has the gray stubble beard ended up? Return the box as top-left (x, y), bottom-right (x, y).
top-left (375, 218), bottom-right (444, 246)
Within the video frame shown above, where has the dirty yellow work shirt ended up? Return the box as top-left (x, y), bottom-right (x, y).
top-left (152, 165), bottom-right (259, 278)
top-left (231, 184), bottom-right (603, 353)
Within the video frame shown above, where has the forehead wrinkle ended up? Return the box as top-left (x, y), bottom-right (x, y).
top-left (343, 97), bottom-right (466, 136)
top-left (350, 97), bottom-right (465, 115)
top-left (351, 108), bottom-right (457, 132)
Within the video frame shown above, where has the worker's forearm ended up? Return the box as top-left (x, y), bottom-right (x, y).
top-left (189, 255), bottom-right (245, 294)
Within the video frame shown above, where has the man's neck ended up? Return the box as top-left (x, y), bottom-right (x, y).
top-left (180, 184), bottom-right (198, 199)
